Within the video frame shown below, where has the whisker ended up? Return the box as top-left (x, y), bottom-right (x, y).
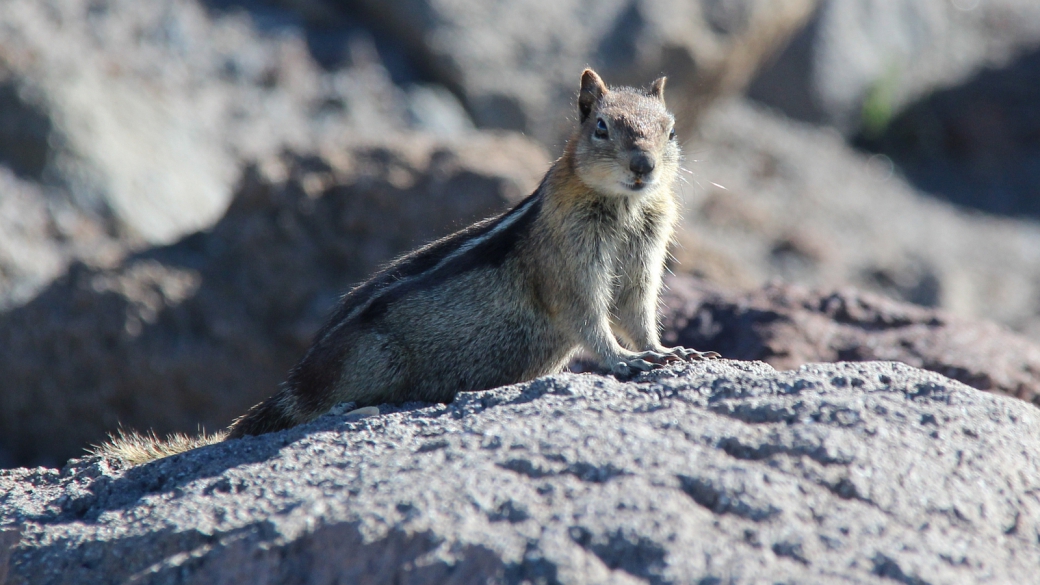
top-left (686, 174), bottom-right (707, 190)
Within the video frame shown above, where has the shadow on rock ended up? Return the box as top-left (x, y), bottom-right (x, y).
top-left (856, 46), bottom-right (1040, 219)
top-left (19, 515), bottom-right (539, 585)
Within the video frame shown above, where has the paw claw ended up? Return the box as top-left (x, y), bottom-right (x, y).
top-left (612, 347), bottom-right (716, 377)
top-left (662, 346), bottom-right (721, 362)
top-left (644, 351), bottom-right (671, 364)
top-left (612, 357), bottom-right (656, 376)
top-left (630, 359), bottom-right (654, 371)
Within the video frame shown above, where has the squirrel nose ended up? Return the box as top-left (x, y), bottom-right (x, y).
top-left (630, 153), bottom-right (655, 177)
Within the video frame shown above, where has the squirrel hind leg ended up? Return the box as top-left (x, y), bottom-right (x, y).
top-left (225, 391), bottom-right (304, 439)
top-left (227, 330), bottom-right (410, 439)
top-left (334, 331), bottom-right (412, 405)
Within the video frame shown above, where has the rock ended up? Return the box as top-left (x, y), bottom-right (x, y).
top-left (0, 168), bottom-right (121, 312)
top-left (0, 0), bottom-right (433, 317)
top-left (854, 46), bottom-right (1040, 219)
top-left (351, 0), bottom-right (818, 144)
top-left (0, 0), bottom-right (410, 249)
top-left (662, 276), bottom-right (1040, 405)
top-left (4, 361), bottom-right (1040, 583)
top-left (675, 97), bottom-right (1040, 341)
top-left (748, 0), bottom-right (1040, 135)
top-left (0, 526), bottom-right (19, 585)
top-left (0, 133), bottom-right (550, 468)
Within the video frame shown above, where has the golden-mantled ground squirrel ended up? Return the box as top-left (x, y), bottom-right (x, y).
top-left (99, 69), bottom-right (718, 464)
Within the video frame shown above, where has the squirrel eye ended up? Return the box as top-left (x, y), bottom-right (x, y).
top-left (594, 118), bottom-right (609, 139)
top-left (669, 128), bottom-right (676, 141)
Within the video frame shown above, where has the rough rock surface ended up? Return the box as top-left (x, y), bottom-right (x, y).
top-left (662, 276), bottom-right (1040, 405)
top-left (351, 0), bottom-right (818, 144)
top-left (0, 134), bottom-right (549, 468)
top-left (3, 360), bottom-right (1040, 584)
top-left (677, 98), bottom-right (1040, 340)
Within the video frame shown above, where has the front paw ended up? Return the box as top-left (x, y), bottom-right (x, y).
top-left (610, 350), bottom-right (675, 376)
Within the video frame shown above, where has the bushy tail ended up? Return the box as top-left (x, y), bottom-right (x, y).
top-left (91, 387), bottom-right (370, 466)
top-left (90, 390), bottom-right (307, 466)
top-left (90, 428), bottom-right (228, 466)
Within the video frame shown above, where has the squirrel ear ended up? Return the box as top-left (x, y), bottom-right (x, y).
top-left (649, 76), bottom-right (667, 103)
top-left (579, 69), bottom-right (608, 123)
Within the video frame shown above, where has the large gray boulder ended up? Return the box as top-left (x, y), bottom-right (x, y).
top-left (748, 0), bottom-right (1040, 135)
top-left (854, 42), bottom-right (1040, 219)
top-left (0, 0), bottom-right (417, 301)
top-left (3, 360), bottom-right (1039, 583)
top-left (0, 0), bottom-right (498, 314)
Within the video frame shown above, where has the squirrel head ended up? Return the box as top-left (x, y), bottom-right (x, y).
top-left (572, 69), bottom-right (679, 198)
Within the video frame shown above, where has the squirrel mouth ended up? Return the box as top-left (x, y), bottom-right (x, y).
top-left (627, 179), bottom-right (648, 191)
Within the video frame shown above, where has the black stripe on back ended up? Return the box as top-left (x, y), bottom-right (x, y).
top-left (309, 188), bottom-right (539, 343)
top-left (358, 190), bottom-right (542, 323)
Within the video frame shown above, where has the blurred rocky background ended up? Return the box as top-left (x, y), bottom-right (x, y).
top-left (2, 0), bottom-right (1040, 468)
